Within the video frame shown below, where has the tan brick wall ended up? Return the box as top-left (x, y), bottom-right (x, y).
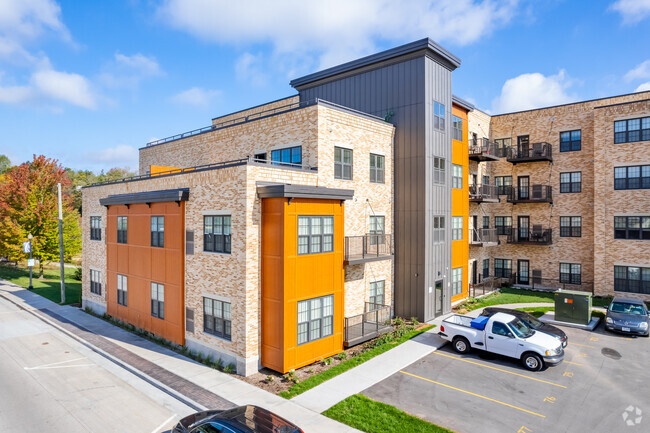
top-left (211, 95), bottom-right (299, 126)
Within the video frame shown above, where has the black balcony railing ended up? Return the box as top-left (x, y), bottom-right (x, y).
top-left (344, 303), bottom-right (392, 347)
top-left (469, 184), bottom-right (499, 202)
top-left (344, 234), bottom-right (394, 265)
top-left (507, 185), bottom-right (553, 203)
top-left (469, 138), bottom-right (501, 161)
top-left (507, 227), bottom-right (552, 245)
top-left (507, 274), bottom-right (594, 294)
top-left (470, 228), bottom-right (499, 245)
top-left (506, 142), bottom-right (553, 163)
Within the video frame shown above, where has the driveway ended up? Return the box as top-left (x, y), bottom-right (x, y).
top-left (362, 323), bottom-right (649, 433)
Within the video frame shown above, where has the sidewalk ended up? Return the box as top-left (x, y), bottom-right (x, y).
top-left (0, 280), bottom-right (360, 433)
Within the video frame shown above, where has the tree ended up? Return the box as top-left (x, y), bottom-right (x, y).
top-left (0, 155), bottom-right (81, 275)
top-left (0, 154), bottom-right (10, 174)
top-left (65, 167), bottom-right (135, 215)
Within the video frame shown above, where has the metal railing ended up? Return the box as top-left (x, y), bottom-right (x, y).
top-left (506, 142), bottom-right (553, 162)
top-left (507, 185), bottom-right (553, 203)
top-left (469, 277), bottom-right (503, 298)
top-left (508, 274), bottom-right (594, 294)
top-left (344, 303), bottom-right (392, 347)
top-left (344, 234), bottom-right (394, 263)
top-left (469, 184), bottom-right (499, 201)
top-left (507, 227), bottom-right (553, 245)
top-left (469, 138), bottom-right (501, 160)
top-left (470, 228), bottom-right (499, 245)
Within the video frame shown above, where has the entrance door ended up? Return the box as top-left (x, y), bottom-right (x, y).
top-left (518, 176), bottom-right (530, 200)
top-left (434, 279), bottom-right (443, 317)
top-left (518, 135), bottom-right (530, 157)
top-left (518, 216), bottom-right (530, 241)
top-left (472, 260), bottom-right (478, 284)
top-left (472, 215), bottom-right (478, 242)
top-left (518, 260), bottom-right (530, 285)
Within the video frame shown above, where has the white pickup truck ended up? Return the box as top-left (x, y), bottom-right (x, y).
top-left (438, 312), bottom-right (564, 371)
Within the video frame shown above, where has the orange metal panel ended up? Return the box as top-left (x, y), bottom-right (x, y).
top-left (452, 103), bottom-right (470, 302)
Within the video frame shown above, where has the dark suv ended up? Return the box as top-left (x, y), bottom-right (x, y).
top-left (605, 297), bottom-right (650, 336)
top-left (481, 307), bottom-right (568, 347)
top-left (173, 405), bottom-right (304, 433)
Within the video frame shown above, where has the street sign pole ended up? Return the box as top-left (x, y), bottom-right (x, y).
top-left (58, 183), bottom-right (65, 304)
top-left (27, 234), bottom-right (33, 290)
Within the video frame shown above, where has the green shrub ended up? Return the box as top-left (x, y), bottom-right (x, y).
top-left (410, 317), bottom-right (420, 327)
top-left (393, 317), bottom-right (405, 326)
top-left (266, 375), bottom-right (274, 383)
top-left (72, 267), bottom-right (82, 281)
top-left (223, 363), bottom-right (236, 374)
top-left (323, 357), bottom-right (333, 366)
top-left (336, 352), bottom-right (347, 361)
top-left (213, 358), bottom-right (224, 371)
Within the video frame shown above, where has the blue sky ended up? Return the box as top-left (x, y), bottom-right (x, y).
top-left (1, 0), bottom-right (650, 173)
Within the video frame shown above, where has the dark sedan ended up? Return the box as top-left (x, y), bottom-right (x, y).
top-left (605, 297), bottom-right (650, 336)
top-left (481, 307), bottom-right (568, 347)
top-left (173, 405), bottom-right (304, 433)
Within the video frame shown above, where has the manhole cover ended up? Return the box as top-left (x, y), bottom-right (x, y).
top-left (602, 347), bottom-right (622, 360)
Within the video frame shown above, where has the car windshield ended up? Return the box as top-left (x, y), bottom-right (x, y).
top-left (521, 314), bottom-right (544, 329)
top-left (609, 302), bottom-right (647, 316)
top-left (508, 317), bottom-right (534, 338)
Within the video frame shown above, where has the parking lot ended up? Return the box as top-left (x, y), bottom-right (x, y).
top-left (363, 324), bottom-right (649, 433)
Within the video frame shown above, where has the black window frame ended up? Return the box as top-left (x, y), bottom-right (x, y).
top-left (271, 146), bottom-right (302, 166)
top-left (117, 216), bottom-right (127, 244)
top-left (369, 153), bottom-right (385, 184)
top-left (90, 269), bottom-right (102, 295)
top-left (614, 266), bottom-right (650, 294)
top-left (151, 282), bottom-right (164, 319)
top-left (495, 176), bottom-right (513, 195)
top-left (297, 295), bottom-right (334, 345)
top-left (560, 171), bottom-right (582, 193)
top-left (117, 274), bottom-right (127, 306)
top-left (297, 216), bottom-right (334, 255)
top-left (614, 165), bottom-right (650, 190)
top-left (452, 115), bottom-right (463, 141)
top-left (495, 216), bottom-right (512, 235)
top-left (614, 216), bottom-right (650, 240)
top-left (434, 101), bottom-right (446, 131)
top-left (334, 147), bottom-right (353, 180)
top-left (204, 215), bottom-right (232, 254)
top-left (560, 263), bottom-right (581, 284)
top-left (560, 216), bottom-right (582, 237)
top-left (483, 258), bottom-right (490, 278)
top-left (560, 130), bottom-right (581, 152)
top-left (203, 297), bottom-right (232, 341)
top-left (494, 258), bottom-right (512, 278)
top-left (151, 216), bottom-right (164, 248)
top-left (614, 117), bottom-right (650, 144)
top-left (90, 216), bottom-right (102, 241)
top-left (494, 138), bottom-right (511, 158)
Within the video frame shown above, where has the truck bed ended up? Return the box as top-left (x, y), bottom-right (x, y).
top-left (442, 314), bottom-right (474, 328)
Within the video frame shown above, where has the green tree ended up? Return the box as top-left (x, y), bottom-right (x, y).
top-left (0, 155), bottom-right (81, 275)
top-left (0, 154), bottom-right (10, 175)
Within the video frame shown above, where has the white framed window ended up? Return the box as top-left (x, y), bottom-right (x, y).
top-left (452, 267), bottom-right (463, 296)
top-left (335, 147), bottom-right (353, 180)
top-left (452, 115), bottom-right (463, 141)
top-left (452, 216), bottom-right (463, 241)
top-left (297, 295), bottom-right (334, 345)
top-left (90, 269), bottom-right (101, 295)
top-left (369, 280), bottom-right (385, 307)
top-left (151, 282), bottom-right (164, 319)
top-left (117, 274), bottom-right (127, 306)
top-left (433, 157), bottom-right (445, 185)
top-left (452, 164), bottom-right (463, 189)
top-left (298, 216), bottom-right (334, 255)
top-left (433, 216), bottom-right (445, 243)
top-left (370, 154), bottom-right (385, 183)
top-left (434, 101), bottom-right (445, 131)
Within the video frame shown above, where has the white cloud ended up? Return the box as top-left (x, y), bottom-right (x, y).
top-left (625, 60), bottom-right (650, 81)
top-left (171, 87), bottom-right (221, 107)
top-left (610, 0), bottom-right (650, 24)
top-left (235, 52), bottom-right (268, 87)
top-left (636, 82), bottom-right (650, 92)
top-left (84, 145), bottom-right (138, 167)
top-left (0, 0), bottom-right (70, 42)
top-left (99, 52), bottom-right (163, 89)
top-left (492, 70), bottom-right (576, 113)
top-left (157, 0), bottom-right (519, 70)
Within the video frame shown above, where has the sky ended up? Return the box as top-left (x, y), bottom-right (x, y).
top-left (1, 0), bottom-right (650, 173)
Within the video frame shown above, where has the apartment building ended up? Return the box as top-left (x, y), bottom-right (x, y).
top-left (81, 38), bottom-right (649, 377)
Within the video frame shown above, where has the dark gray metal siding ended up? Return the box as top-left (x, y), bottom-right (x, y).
top-left (297, 55), bottom-right (454, 322)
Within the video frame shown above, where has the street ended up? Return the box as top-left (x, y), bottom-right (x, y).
top-left (0, 295), bottom-right (194, 433)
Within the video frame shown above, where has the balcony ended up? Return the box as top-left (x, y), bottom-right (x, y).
top-left (344, 234), bottom-right (394, 265)
top-left (507, 227), bottom-right (552, 245)
top-left (344, 302), bottom-right (392, 347)
top-left (470, 228), bottom-right (499, 246)
top-left (469, 184), bottom-right (499, 203)
top-left (507, 185), bottom-right (553, 204)
top-left (469, 138), bottom-right (501, 162)
top-left (506, 142), bottom-right (553, 164)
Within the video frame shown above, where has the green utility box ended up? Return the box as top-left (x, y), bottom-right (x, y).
top-left (554, 290), bottom-right (592, 325)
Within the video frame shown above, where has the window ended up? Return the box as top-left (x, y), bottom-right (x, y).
top-left (117, 274), bottom-right (127, 306)
top-left (495, 176), bottom-right (512, 195)
top-left (297, 295), bottom-right (333, 345)
top-left (434, 101), bottom-right (445, 131)
top-left (615, 216), bottom-right (650, 240)
top-left (615, 266), bottom-right (650, 294)
top-left (369, 154), bottom-right (385, 183)
top-left (560, 172), bottom-right (582, 193)
top-left (614, 117), bottom-right (650, 144)
top-left (560, 216), bottom-right (582, 237)
top-left (492, 321), bottom-right (510, 336)
top-left (452, 115), bottom-right (463, 141)
top-left (452, 164), bottom-right (463, 189)
top-left (90, 216), bottom-right (101, 241)
top-left (204, 216), bottom-right (232, 253)
top-left (298, 216), bottom-right (334, 255)
top-left (483, 216), bottom-right (490, 229)
top-left (483, 259), bottom-right (490, 278)
top-left (494, 258), bottom-right (512, 278)
top-left (495, 216), bottom-right (512, 235)
top-left (452, 267), bottom-right (463, 296)
top-left (452, 216), bottom-right (463, 241)
top-left (151, 216), bottom-right (164, 248)
top-left (433, 157), bottom-right (446, 185)
top-left (494, 138), bottom-right (511, 157)
top-left (433, 216), bottom-right (445, 243)
top-left (117, 216), bottom-right (127, 244)
top-left (271, 146), bottom-right (301, 166)
top-left (151, 282), bottom-right (164, 319)
top-left (614, 165), bottom-right (650, 190)
top-left (369, 281), bottom-right (385, 306)
top-left (334, 147), bottom-right (353, 180)
top-left (203, 298), bottom-right (232, 341)
top-left (90, 269), bottom-right (101, 295)
top-left (254, 152), bottom-right (267, 161)
top-left (483, 175), bottom-right (490, 185)
top-left (560, 263), bottom-right (581, 284)
top-left (560, 130), bottom-right (581, 152)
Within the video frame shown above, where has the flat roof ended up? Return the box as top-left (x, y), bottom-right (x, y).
top-left (99, 188), bottom-right (190, 206)
top-left (256, 183), bottom-right (354, 201)
top-left (452, 95), bottom-right (475, 111)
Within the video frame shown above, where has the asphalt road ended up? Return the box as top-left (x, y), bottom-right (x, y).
top-left (363, 323), bottom-right (650, 433)
top-left (0, 295), bottom-right (194, 433)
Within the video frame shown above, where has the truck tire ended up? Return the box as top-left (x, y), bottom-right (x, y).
top-left (521, 352), bottom-right (543, 371)
top-left (452, 336), bottom-right (471, 354)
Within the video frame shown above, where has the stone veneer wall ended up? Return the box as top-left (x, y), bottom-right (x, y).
top-left (211, 95), bottom-right (299, 127)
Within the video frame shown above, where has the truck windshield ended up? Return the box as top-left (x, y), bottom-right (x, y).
top-left (508, 318), bottom-right (534, 338)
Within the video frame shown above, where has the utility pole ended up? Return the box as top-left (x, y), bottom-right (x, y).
top-left (27, 234), bottom-right (33, 290)
top-left (58, 183), bottom-right (65, 304)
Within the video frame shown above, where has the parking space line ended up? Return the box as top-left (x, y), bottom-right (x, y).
top-left (563, 361), bottom-right (583, 366)
top-left (399, 371), bottom-right (546, 418)
top-left (570, 343), bottom-right (594, 348)
top-left (432, 352), bottom-right (567, 388)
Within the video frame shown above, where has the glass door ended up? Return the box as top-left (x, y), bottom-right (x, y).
top-left (518, 216), bottom-right (530, 241)
top-left (518, 176), bottom-right (530, 200)
top-left (518, 135), bottom-right (530, 157)
top-left (518, 260), bottom-right (530, 285)
top-left (435, 279), bottom-right (443, 316)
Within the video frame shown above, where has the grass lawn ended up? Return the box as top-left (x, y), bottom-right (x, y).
top-left (515, 306), bottom-right (606, 320)
top-left (0, 264), bottom-right (81, 305)
top-left (324, 394), bottom-right (453, 433)
top-left (278, 324), bottom-right (434, 399)
top-left (460, 287), bottom-right (613, 311)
